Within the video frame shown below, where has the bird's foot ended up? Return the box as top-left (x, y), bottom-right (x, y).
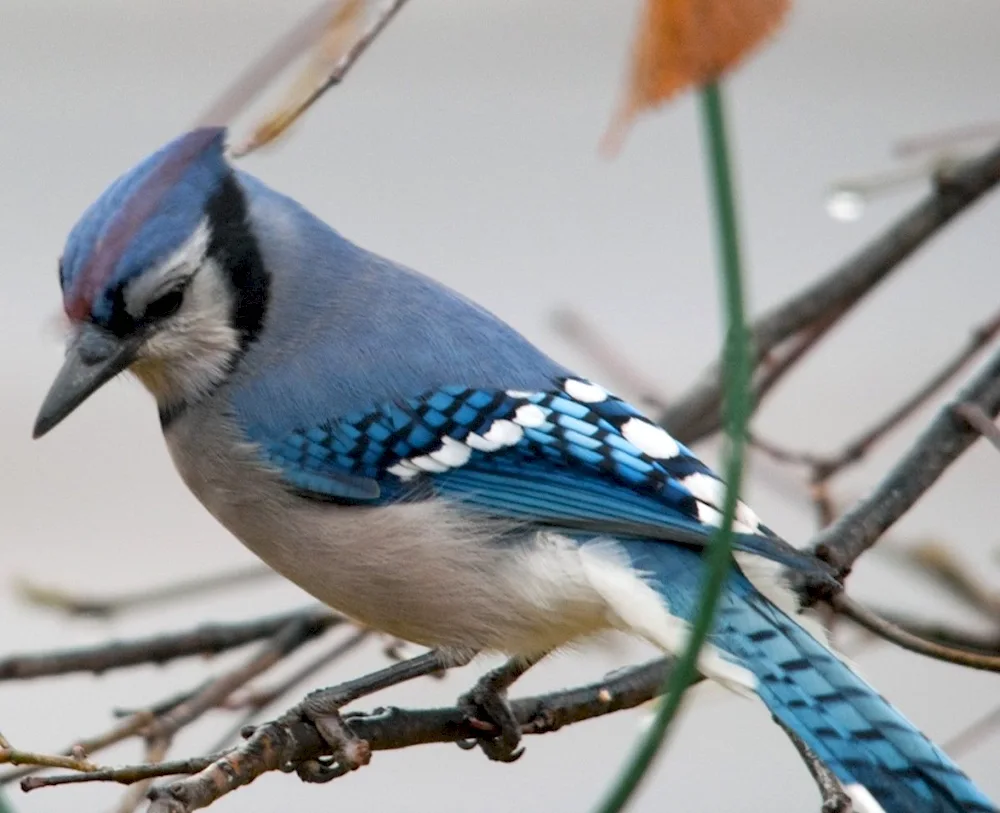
top-left (284, 687), bottom-right (371, 783)
top-left (457, 675), bottom-right (524, 763)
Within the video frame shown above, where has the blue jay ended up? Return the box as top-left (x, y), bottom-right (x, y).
top-left (34, 128), bottom-right (994, 812)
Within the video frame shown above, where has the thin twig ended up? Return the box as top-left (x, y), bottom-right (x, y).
top-left (775, 721), bottom-right (853, 812)
top-left (550, 308), bottom-right (670, 411)
top-left (19, 658), bottom-right (682, 803)
top-left (14, 565), bottom-right (275, 618)
top-left (227, 0), bottom-right (413, 156)
top-left (0, 711), bottom-right (156, 787)
top-left (953, 401), bottom-right (1000, 454)
top-left (833, 595), bottom-right (1000, 672)
top-left (113, 739), bottom-right (170, 813)
top-left (816, 309), bottom-right (1000, 482)
top-left (0, 733), bottom-right (96, 774)
top-left (943, 703), bottom-right (1000, 756)
top-left (143, 617), bottom-right (333, 745)
top-left (196, 1), bottom-right (340, 128)
top-left (752, 307), bottom-right (846, 407)
top-left (894, 121), bottom-right (1000, 159)
top-left (866, 612), bottom-right (1000, 656)
top-left (808, 343), bottom-right (1000, 573)
top-left (209, 629), bottom-right (372, 751)
top-left (9, 619), bottom-right (337, 795)
top-left (752, 308), bottom-right (1000, 531)
top-left (662, 140), bottom-right (1000, 444)
top-left (0, 607), bottom-right (337, 681)
top-left (887, 541), bottom-right (1000, 617)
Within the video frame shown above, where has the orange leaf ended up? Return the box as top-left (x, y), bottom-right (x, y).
top-left (604, 0), bottom-right (790, 152)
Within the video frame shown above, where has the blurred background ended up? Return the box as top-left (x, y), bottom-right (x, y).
top-left (2, 1), bottom-right (1000, 811)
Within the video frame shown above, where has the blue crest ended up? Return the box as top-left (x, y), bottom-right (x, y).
top-left (60, 128), bottom-right (230, 323)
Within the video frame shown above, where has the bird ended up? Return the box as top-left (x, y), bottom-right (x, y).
top-left (33, 127), bottom-right (994, 812)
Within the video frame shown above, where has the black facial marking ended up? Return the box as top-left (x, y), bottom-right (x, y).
top-left (204, 173), bottom-right (269, 349)
top-left (142, 287), bottom-right (185, 322)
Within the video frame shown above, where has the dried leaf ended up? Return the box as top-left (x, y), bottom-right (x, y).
top-left (604, 0), bottom-right (790, 153)
top-left (231, 0), bottom-right (365, 157)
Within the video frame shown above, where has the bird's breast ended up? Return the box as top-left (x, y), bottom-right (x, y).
top-left (160, 405), bottom-right (613, 653)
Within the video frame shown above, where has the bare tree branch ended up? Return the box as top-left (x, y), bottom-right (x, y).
top-left (208, 629), bottom-right (372, 751)
top-left (18, 658), bottom-right (680, 808)
top-left (0, 608), bottom-right (337, 681)
top-left (14, 565), bottom-right (274, 618)
top-left (834, 595), bottom-right (1000, 672)
top-left (954, 402), bottom-right (1000, 455)
top-left (807, 343), bottom-right (1000, 573)
top-left (865, 612), bottom-right (1000, 656)
top-left (662, 140), bottom-right (1000, 444)
top-left (775, 721), bottom-right (854, 812)
top-left (753, 307), bottom-right (1000, 481)
top-left (0, 711), bottom-right (156, 787)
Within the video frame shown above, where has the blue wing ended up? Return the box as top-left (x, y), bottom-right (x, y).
top-left (246, 376), bottom-right (828, 576)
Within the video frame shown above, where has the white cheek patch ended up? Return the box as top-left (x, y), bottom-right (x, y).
top-left (563, 378), bottom-right (608, 403)
top-left (621, 417), bottom-right (681, 460)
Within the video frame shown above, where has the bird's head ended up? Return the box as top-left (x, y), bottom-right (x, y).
top-left (34, 128), bottom-right (267, 437)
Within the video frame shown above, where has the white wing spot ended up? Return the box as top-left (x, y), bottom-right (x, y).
top-left (506, 389), bottom-right (535, 398)
top-left (430, 436), bottom-right (472, 468)
top-left (621, 418), bottom-right (680, 459)
top-left (409, 455), bottom-right (450, 474)
top-left (563, 378), bottom-right (608, 403)
top-left (513, 404), bottom-right (547, 428)
top-left (464, 432), bottom-right (502, 452)
top-left (698, 504), bottom-right (724, 527)
top-left (682, 472), bottom-right (726, 506)
top-left (735, 502), bottom-right (761, 532)
top-left (388, 461), bottom-right (421, 480)
top-left (481, 419), bottom-right (524, 447)
top-left (696, 503), bottom-right (755, 534)
top-left (684, 473), bottom-right (762, 533)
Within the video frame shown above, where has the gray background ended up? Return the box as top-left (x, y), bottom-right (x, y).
top-left (2, 1), bottom-right (1000, 811)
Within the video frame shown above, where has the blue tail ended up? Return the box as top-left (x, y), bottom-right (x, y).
top-left (622, 540), bottom-right (996, 813)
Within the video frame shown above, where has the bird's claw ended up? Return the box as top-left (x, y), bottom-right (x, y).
top-left (457, 680), bottom-right (524, 763)
top-left (286, 690), bottom-right (372, 783)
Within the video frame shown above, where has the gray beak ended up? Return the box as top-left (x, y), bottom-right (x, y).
top-left (33, 323), bottom-right (141, 439)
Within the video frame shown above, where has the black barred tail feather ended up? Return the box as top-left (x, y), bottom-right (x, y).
top-left (625, 541), bottom-right (997, 813)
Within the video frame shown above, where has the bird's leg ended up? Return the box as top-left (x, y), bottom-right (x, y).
top-left (280, 648), bottom-right (468, 782)
top-left (457, 653), bottom-right (546, 763)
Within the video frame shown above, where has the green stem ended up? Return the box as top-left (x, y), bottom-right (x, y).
top-left (592, 80), bottom-right (752, 813)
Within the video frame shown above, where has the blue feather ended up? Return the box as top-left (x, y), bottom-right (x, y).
top-left (245, 379), bottom-right (830, 578)
top-left (625, 540), bottom-right (995, 813)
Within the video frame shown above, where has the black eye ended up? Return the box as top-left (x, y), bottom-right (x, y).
top-left (144, 288), bottom-right (185, 322)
